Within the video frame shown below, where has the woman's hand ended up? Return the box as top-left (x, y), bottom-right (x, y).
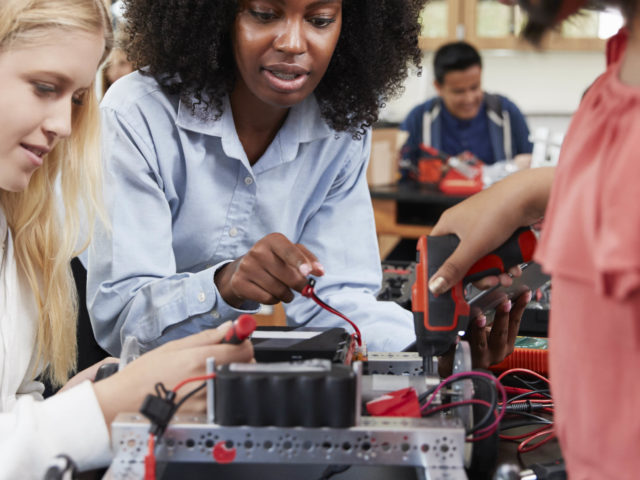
top-left (93, 321), bottom-right (254, 429)
top-left (428, 167), bottom-right (554, 296)
top-left (466, 290), bottom-right (531, 369)
top-left (215, 232), bottom-right (324, 308)
top-left (438, 290), bottom-right (531, 377)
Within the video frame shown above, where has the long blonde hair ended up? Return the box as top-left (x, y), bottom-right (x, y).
top-left (0, 0), bottom-right (113, 386)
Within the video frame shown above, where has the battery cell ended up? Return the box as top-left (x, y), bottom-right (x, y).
top-left (214, 360), bottom-right (356, 428)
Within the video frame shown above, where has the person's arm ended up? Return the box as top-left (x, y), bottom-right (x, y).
top-left (58, 357), bottom-right (118, 393)
top-left (428, 166), bottom-right (555, 296)
top-left (281, 130), bottom-right (416, 352)
top-left (203, 129), bottom-right (414, 352)
top-left (0, 381), bottom-right (112, 478)
top-left (93, 322), bottom-right (253, 429)
top-left (213, 233), bottom-right (324, 309)
top-left (0, 324), bottom-right (252, 479)
top-left (87, 103), bottom-right (257, 356)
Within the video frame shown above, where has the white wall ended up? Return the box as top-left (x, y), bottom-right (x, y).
top-left (379, 49), bottom-right (607, 137)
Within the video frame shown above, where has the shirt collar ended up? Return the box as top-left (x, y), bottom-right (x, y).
top-left (175, 93), bottom-right (334, 145)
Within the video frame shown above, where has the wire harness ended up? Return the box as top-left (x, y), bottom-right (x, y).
top-left (140, 374), bottom-right (215, 480)
top-left (301, 278), bottom-right (364, 353)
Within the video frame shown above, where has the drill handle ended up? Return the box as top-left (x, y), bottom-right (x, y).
top-left (412, 227), bottom-right (537, 359)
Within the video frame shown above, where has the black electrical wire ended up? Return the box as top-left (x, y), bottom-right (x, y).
top-left (501, 410), bottom-right (553, 425)
top-left (419, 372), bottom-right (496, 404)
top-left (504, 401), bottom-right (553, 414)
top-left (418, 385), bottom-right (437, 403)
top-left (499, 418), bottom-right (553, 432)
top-left (419, 373), bottom-right (499, 434)
top-left (173, 382), bottom-right (207, 412)
top-left (418, 384), bottom-right (438, 403)
top-left (503, 374), bottom-right (549, 391)
top-left (507, 388), bottom-right (552, 403)
top-left (469, 382), bottom-right (497, 434)
top-left (155, 382), bottom-right (171, 398)
top-left (316, 464), bottom-right (351, 480)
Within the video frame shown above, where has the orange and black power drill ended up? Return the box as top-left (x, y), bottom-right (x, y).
top-left (411, 227), bottom-right (537, 371)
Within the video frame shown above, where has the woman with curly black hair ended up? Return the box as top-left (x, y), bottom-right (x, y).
top-left (119, 0), bottom-right (424, 137)
top-left (87, 0), bottom-right (521, 362)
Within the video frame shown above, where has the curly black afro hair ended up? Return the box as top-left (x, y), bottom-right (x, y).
top-left (122, 0), bottom-right (427, 137)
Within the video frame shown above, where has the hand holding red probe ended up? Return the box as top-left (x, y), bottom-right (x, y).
top-left (221, 314), bottom-right (257, 345)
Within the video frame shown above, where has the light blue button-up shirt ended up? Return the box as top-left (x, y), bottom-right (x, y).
top-left (87, 71), bottom-right (414, 355)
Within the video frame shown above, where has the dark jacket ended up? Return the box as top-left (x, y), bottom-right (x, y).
top-left (399, 93), bottom-right (533, 172)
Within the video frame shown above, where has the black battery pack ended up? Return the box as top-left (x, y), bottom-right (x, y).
top-left (251, 327), bottom-right (354, 364)
top-left (214, 360), bottom-right (356, 428)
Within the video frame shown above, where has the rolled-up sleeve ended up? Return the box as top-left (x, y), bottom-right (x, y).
top-left (87, 106), bottom-right (256, 355)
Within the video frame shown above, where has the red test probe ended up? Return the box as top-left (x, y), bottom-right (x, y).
top-left (221, 314), bottom-right (257, 345)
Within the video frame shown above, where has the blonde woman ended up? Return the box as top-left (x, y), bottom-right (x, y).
top-left (0, 1), bottom-right (253, 477)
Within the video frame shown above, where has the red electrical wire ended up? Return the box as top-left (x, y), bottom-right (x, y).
top-left (144, 373), bottom-right (217, 480)
top-left (423, 398), bottom-right (501, 442)
top-left (172, 373), bottom-right (216, 394)
top-left (421, 370), bottom-right (507, 441)
top-left (497, 368), bottom-right (557, 454)
top-left (301, 279), bottom-right (362, 346)
top-left (497, 368), bottom-right (550, 385)
top-left (144, 433), bottom-right (156, 480)
top-left (503, 386), bottom-right (549, 398)
top-left (517, 427), bottom-right (556, 453)
top-left (500, 424), bottom-right (552, 442)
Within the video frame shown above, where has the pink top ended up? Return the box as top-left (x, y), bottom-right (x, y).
top-left (536, 60), bottom-right (640, 300)
top-left (535, 60), bottom-right (640, 479)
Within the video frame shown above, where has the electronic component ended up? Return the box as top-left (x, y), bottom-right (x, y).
top-left (376, 261), bottom-right (415, 309)
top-left (490, 336), bottom-right (549, 376)
top-left (109, 248), bottom-right (528, 480)
top-left (251, 327), bottom-right (355, 364)
top-left (213, 360), bottom-right (356, 428)
top-left (110, 343), bottom-right (502, 480)
top-left (139, 390), bottom-right (177, 437)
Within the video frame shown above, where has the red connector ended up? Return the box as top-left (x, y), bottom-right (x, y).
top-left (144, 434), bottom-right (156, 480)
top-left (301, 278), bottom-right (362, 346)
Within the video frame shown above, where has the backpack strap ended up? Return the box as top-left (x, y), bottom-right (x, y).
top-left (422, 98), bottom-right (442, 148)
top-left (485, 93), bottom-right (512, 160)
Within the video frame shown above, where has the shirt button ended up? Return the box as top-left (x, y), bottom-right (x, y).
top-left (229, 227), bottom-right (238, 237)
top-left (198, 292), bottom-right (206, 302)
top-left (211, 310), bottom-right (221, 319)
top-left (244, 176), bottom-right (253, 185)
